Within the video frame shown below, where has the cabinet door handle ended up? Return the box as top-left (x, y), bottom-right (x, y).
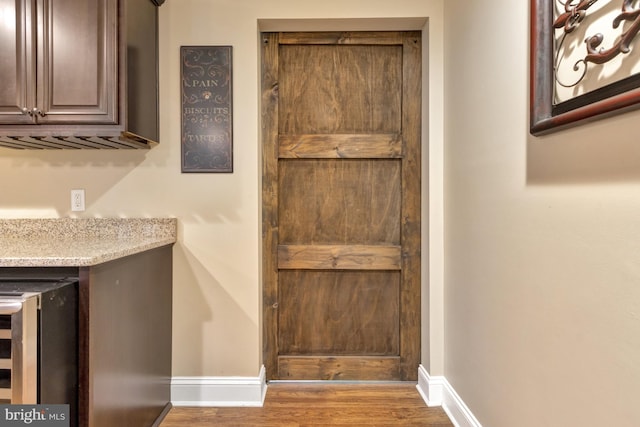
top-left (32, 108), bottom-right (45, 117)
top-left (21, 107), bottom-right (33, 116)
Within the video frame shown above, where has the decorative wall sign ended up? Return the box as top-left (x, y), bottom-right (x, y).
top-left (181, 46), bottom-right (233, 172)
top-left (531, 0), bottom-right (640, 135)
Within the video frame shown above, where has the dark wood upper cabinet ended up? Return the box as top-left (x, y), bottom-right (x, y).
top-left (0, 0), bottom-right (161, 149)
top-left (40, 0), bottom-right (118, 125)
top-left (0, 0), bottom-right (34, 125)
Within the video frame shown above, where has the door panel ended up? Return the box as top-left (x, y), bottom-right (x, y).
top-left (279, 159), bottom-right (401, 245)
top-left (279, 271), bottom-right (400, 355)
top-left (262, 31), bottom-right (421, 381)
top-left (278, 44), bottom-right (402, 134)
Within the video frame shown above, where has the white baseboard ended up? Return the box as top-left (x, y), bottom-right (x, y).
top-left (417, 365), bottom-right (483, 427)
top-left (171, 365), bottom-right (267, 407)
top-left (169, 363), bottom-right (479, 423)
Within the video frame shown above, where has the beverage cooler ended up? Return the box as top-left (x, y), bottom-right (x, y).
top-left (0, 274), bottom-right (78, 426)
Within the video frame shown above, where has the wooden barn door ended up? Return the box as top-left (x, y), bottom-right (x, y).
top-left (262, 31), bottom-right (421, 381)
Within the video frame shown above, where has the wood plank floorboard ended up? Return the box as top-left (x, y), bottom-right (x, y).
top-left (160, 382), bottom-right (454, 426)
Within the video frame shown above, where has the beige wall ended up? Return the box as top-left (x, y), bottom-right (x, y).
top-left (444, 1), bottom-right (640, 426)
top-left (0, 0), bottom-right (445, 378)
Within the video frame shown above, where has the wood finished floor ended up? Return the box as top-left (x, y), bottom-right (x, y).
top-left (160, 382), bottom-right (454, 426)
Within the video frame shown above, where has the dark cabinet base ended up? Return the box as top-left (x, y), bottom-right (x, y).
top-left (79, 245), bottom-right (173, 427)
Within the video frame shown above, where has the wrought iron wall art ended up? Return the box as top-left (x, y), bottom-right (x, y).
top-left (531, 0), bottom-right (640, 135)
top-left (181, 46), bottom-right (233, 172)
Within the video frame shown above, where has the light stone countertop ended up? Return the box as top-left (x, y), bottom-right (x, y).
top-left (0, 218), bottom-right (177, 267)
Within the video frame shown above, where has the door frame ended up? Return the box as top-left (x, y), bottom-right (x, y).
top-left (260, 29), bottom-right (423, 381)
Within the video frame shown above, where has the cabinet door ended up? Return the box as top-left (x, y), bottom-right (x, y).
top-left (0, 0), bottom-right (36, 124)
top-left (35, 0), bottom-right (118, 124)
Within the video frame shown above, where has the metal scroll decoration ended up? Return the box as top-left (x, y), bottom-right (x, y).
top-left (530, 0), bottom-right (640, 135)
top-left (180, 46), bottom-right (233, 173)
top-left (554, 0), bottom-right (640, 89)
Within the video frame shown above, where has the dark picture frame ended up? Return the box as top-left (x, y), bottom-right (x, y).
top-left (530, 0), bottom-right (640, 135)
top-left (180, 46), bottom-right (233, 172)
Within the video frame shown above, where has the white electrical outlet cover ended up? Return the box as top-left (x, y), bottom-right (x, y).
top-left (71, 189), bottom-right (85, 212)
